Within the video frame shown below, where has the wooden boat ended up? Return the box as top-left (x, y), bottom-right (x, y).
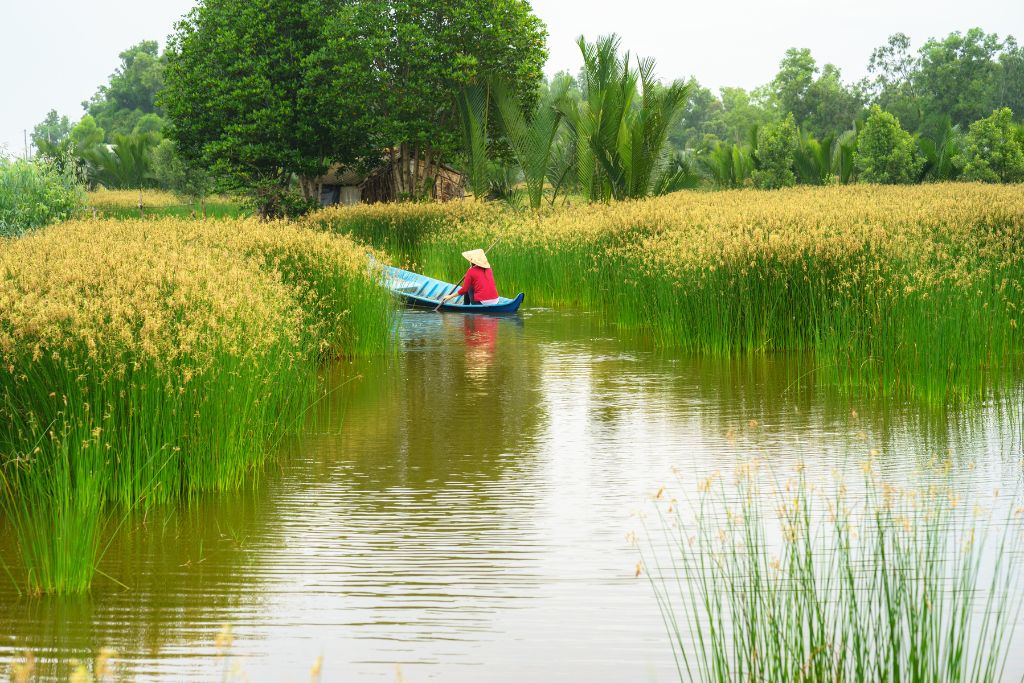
top-left (380, 264), bottom-right (525, 313)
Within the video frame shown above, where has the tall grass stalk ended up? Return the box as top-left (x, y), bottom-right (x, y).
top-left (0, 218), bottom-right (392, 594)
top-left (641, 465), bottom-right (1023, 682)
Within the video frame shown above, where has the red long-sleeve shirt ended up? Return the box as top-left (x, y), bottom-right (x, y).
top-left (456, 265), bottom-right (498, 302)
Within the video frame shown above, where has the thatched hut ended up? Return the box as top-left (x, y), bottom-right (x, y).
top-left (312, 166), bottom-right (365, 206)
top-left (313, 149), bottom-right (466, 206)
top-left (360, 151), bottom-right (466, 204)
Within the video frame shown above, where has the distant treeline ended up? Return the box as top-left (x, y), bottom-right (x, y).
top-left (26, 12), bottom-right (1024, 215)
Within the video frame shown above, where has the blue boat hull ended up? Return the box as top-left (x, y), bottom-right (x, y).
top-left (380, 264), bottom-right (524, 314)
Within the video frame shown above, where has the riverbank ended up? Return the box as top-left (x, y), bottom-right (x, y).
top-left (308, 183), bottom-right (1024, 401)
top-left (0, 217), bottom-right (391, 594)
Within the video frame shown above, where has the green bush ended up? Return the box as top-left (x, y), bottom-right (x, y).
top-left (854, 105), bottom-right (923, 184)
top-left (956, 108), bottom-right (1024, 183)
top-left (0, 158), bottom-right (86, 236)
top-left (752, 114), bottom-right (799, 189)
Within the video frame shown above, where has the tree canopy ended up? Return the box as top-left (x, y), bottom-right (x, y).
top-left (160, 0), bottom-right (547, 212)
top-left (322, 0), bottom-right (547, 197)
top-left (29, 19), bottom-right (1024, 204)
top-left (84, 41), bottom-right (167, 139)
top-left (854, 105), bottom-right (923, 184)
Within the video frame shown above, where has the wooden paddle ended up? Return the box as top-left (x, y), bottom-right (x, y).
top-left (433, 236), bottom-right (503, 312)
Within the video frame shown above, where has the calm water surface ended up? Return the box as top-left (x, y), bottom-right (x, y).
top-left (2, 308), bottom-right (1022, 681)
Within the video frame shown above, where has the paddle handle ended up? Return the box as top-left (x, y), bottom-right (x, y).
top-left (433, 281), bottom-right (464, 312)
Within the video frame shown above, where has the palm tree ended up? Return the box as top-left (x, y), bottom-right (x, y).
top-left (614, 60), bottom-right (693, 198)
top-left (917, 118), bottom-right (962, 182)
top-left (701, 141), bottom-right (753, 189)
top-left (560, 35), bottom-right (692, 201)
top-left (492, 78), bottom-right (567, 209)
top-left (560, 36), bottom-right (636, 201)
top-left (832, 129), bottom-right (859, 184)
top-left (653, 151), bottom-right (703, 194)
top-left (794, 131), bottom-right (835, 185)
top-left (85, 133), bottom-right (158, 190)
top-left (456, 83), bottom-right (492, 198)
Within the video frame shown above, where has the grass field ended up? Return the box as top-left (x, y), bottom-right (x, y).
top-left (87, 190), bottom-right (247, 219)
top-left (307, 184), bottom-right (1024, 401)
top-left (0, 217), bottom-right (391, 594)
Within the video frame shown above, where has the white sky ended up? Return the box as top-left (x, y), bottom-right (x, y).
top-left (1, 0), bottom-right (1021, 157)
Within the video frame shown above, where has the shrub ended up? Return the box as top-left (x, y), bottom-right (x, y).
top-left (855, 105), bottom-right (923, 184)
top-left (956, 108), bottom-right (1024, 183)
top-left (0, 158), bottom-right (86, 236)
top-left (752, 114), bottom-right (799, 189)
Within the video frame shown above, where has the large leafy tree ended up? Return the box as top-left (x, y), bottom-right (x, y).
top-left (752, 114), bottom-right (799, 189)
top-left (864, 30), bottom-right (1023, 134)
top-left (162, 0), bottom-right (546, 211)
top-left (855, 105), bottom-right (923, 184)
top-left (771, 48), bottom-right (818, 124)
top-left (324, 0), bottom-right (547, 198)
top-left (916, 29), bottom-right (1004, 129)
top-left (709, 87), bottom-right (776, 147)
top-left (31, 110), bottom-right (72, 152)
top-left (84, 41), bottom-right (168, 139)
top-left (956, 108), bottom-right (1024, 183)
top-left (801, 64), bottom-right (864, 139)
top-left (864, 33), bottom-right (923, 131)
top-left (769, 49), bottom-right (863, 138)
top-left (161, 0), bottom-right (378, 215)
top-left (668, 79), bottom-right (721, 151)
top-left (998, 39), bottom-right (1024, 116)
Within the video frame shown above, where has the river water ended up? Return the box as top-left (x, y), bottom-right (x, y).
top-left (2, 308), bottom-right (1023, 681)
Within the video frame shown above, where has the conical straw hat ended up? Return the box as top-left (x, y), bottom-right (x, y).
top-left (462, 248), bottom-right (491, 269)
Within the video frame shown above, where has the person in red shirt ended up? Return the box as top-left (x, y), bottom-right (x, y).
top-left (441, 249), bottom-right (500, 305)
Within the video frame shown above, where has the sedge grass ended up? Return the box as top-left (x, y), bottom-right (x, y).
top-left (641, 463), bottom-right (1023, 683)
top-left (308, 183), bottom-right (1024, 401)
top-left (87, 190), bottom-right (246, 219)
top-left (0, 217), bottom-right (392, 594)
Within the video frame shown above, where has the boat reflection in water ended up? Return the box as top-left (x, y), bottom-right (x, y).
top-left (461, 313), bottom-right (503, 378)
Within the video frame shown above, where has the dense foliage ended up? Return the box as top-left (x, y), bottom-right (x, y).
top-left (854, 105), bottom-right (924, 184)
top-left (321, 0), bottom-right (547, 199)
top-left (160, 0), bottom-right (369, 216)
top-left (28, 21), bottom-right (1024, 210)
top-left (957, 108), bottom-right (1024, 183)
top-left (83, 41), bottom-right (168, 140)
top-left (0, 158), bottom-right (86, 236)
top-left (159, 0), bottom-right (546, 214)
top-left (752, 114), bottom-right (799, 189)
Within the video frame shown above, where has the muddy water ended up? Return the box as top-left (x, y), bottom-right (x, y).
top-left (1, 308), bottom-right (1022, 681)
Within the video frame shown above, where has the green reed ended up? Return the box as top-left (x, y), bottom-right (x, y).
top-left (641, 467), bottom-right (1023, 683)
top-left (0, 219), bottom-right (393, 595)
top-left (311, 185), bottom-right (1024, 402)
